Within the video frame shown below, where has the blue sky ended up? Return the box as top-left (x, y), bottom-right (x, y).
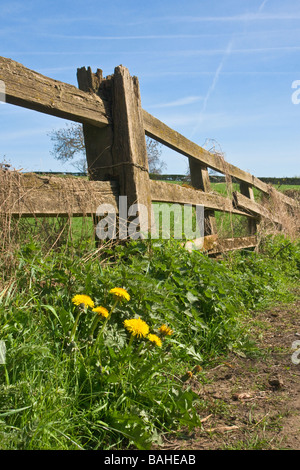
top-left (1, 0), bottom-right (300, 177)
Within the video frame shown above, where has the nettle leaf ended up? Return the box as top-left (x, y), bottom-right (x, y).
top-left (185, 345), bottom-right (202, 362)
top-left (102, 327), bottom-right (128, 354)
top-left (171, 340), bottom-right (203, 362)
top-left (106, 372), bottom-right (120, 384)
top-left (186, 291), bottom-right (199, 304)
top-left (168, 388), bottom-right (201, 429)
top-left (204, 290), bottom-right (213, 299)
top-left (106, 411), bottom-right (153, 450)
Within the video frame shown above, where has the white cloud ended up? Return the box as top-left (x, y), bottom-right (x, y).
top-left (169, 45), bottom-right (300, 57)
top-left (154, 110), bottom-right (283, 134)
top-left (0, 1), bottom-right (31, 17)
top-left (48, 34), bottom-right (223, 40)
top-left (166, 12), bottom-right (300, 23)
top-left (6, 44), bottom-right (300, 58)
top-left (0, 127), bottom-right (52, 141)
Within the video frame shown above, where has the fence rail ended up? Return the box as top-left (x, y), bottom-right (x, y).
top-left (150, 180), bottom-right (251, 217)
top-left (0, 172), bottom-right (118, 217)
top-left (0, 56), bottom-right (299, 253)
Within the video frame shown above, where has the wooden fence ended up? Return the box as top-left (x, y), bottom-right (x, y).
top-left (0, 56), bottom-right (299, 254)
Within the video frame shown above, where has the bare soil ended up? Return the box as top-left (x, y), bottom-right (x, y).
top-left (156, 289), bottom-right (300, 450)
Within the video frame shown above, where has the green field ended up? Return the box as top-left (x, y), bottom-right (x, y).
top-left (211, 182), bottom-right (299, 197)
top-left (164, 180), bottom-right (300, 196)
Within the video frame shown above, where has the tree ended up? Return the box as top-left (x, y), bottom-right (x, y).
top-left (146, 137), bottom-right (166, 175)
top-left (49, 123), bottom-right (166, 174)
top-left (49, 123), bottom-right (87, 173)
top-left (0, 157), bottom-right (11, 171)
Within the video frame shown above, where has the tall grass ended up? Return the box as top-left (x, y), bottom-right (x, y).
top-left (0, 214), bottom-right (299, 449)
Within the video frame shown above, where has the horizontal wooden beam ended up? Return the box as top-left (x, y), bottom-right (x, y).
top-left (233, 191), bottom-right (281, 224)
top-left (143, 110), bottom-right (269, 192)
top-left (0, 56), bottom-right (110, 127)
top-left (0, 171), bottom-right (119, 217)
top-left (150, 180), bottom-right (253, 217)
top-left (143, 111), bottom-right (298, 210)
top-left (0, 56), bottom-right (297, 214)
top-left (208, 235), bottom-right (258, 254)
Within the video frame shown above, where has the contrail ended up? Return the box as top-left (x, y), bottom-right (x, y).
top-left (190, 39), bottom-right (234, 138)
top-left (202, 39), bottom-right (234, 114)
top-left (189, 0), bottom-right (270, 139)
top-left (258, 0), bottom-right (269, 13)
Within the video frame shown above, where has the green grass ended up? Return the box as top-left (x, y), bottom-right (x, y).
top-left (161, 180), bottom-right (299, 197)
top-left (0, 214), bottom-right (299, 449)
top-left (271, 184), bottom-right (300, 192)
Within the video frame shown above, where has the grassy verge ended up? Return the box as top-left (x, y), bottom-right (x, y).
top-left (0, 228), bottom-right (299, 449)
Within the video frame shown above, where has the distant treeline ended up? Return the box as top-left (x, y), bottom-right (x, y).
top-left (28, 171), bottom-right (86, 177)
top-left (150, 174), bottom-right (300, 185)
top-left (253, 176), bottom-right (300, 186)
top-left (26, 172), bottom-right (300, 185)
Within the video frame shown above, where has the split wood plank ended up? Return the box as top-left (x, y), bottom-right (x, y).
top-left (0, 56), bottom-right (110, 127)
top-left (0, 172), bottom-right (119, 217)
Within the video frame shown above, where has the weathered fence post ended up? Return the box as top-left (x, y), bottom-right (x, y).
top-left (188, 158), bottom-right (217, 235)
top-left (77, 65), bottom-right (152, 239)
top-left (111, 66), bottom-right (151, 214)
top-left (77, 67), bottom-right (114, 181)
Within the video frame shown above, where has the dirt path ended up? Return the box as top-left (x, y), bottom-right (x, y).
top-left (157, 290), bottom-right (300, 450)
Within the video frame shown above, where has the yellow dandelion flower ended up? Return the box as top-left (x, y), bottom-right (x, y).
top-left (92, 306), bottom-right (109, 318)
top-left (147, 333), bottom-right (162, 347)
top-left (158, 324), bottom-right (173, 336)
top-left (124, 317), bottom-right (149, 338)
top-left (72, 294), bottom-right (94, 309)
top-left (109, 287), bottom-right (130, 302)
